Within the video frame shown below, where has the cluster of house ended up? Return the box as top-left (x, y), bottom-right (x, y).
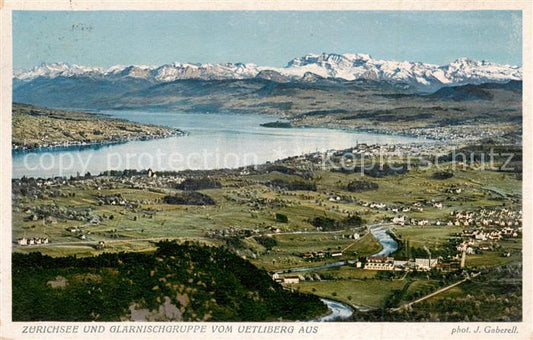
top-left (271, 273), bottom-right (304, 285)
top-left (463, 228), bottom-right (518, 241)
top-left (309, 192), bottom-right (447, 219)
top-left (362, 202), bottom-right (388, 210)
top-left (122, 173), bottom-right (187, 192)
top-left (22, 203), bottom-right (98, 225)
top-left (334, 142), bottom-right (447, 159)
top-left (16, 237), bottom-right (49, 246)
top-left (65, 226), bottom-right (93, 240)
top-left (13, 127), bottom-right (186, 152)
top-left (342, 232), bottom-right (361, 240)
top-left (302, 250), bottom-right (343, 260)
top-left (250, 143), bottom-right (451, 173)
top-left (96, 194), bottom-right (131, 207)
top-left (224, 189), bottom-right (293, 210)
top-left (391, 207), bottom-right (522, 231)
top-left (360, 199), bottom-right (443, 214)
top-left (14, 170), bottom-right (191, 202)
top-left (448, 208), bottom-right (522, 254)
top-left (392, 215), bottom-right (424, 226)
top-left (391, 216), bottom-right (453, 227)
top-left (406, 124), bottom-right (508, 143)
top-left (13, 175), bottom-right (87, 202)
top-left (205, 226), bottom-right (261, 239)
top-left (455, 239), bottom-right (490, 255)
top-left (455, 226), bottom-right (521, 255)
top-left (271, 254), bottom-right (457, 285)
top-left (357, 256), bottom-right (443, 272)
top-left (450, 208), bottom-right (522, 230)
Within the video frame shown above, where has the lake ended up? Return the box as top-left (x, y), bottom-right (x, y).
top-left (12, 110), bottom-right (420, 178)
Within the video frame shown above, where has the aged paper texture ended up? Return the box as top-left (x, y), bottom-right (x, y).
top-left (1, 1), bottom-right (532, 339)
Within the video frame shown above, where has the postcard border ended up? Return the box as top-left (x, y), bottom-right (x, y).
top-left (1, 2), bottom-right (532, 340)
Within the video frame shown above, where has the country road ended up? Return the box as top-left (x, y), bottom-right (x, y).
top-left (16, 222), bottom-right (394, 249)
top-left (12, 236), bottom-right (203, 248)
top-left (390, 272), bottom-right (481, 312)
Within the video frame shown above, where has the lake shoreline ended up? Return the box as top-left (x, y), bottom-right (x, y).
top-left (13, 108), bottom-right (421, 179)
top-left (12, 104), bottom-right (187, 153)
top-left (12, 130), bottom-right (188, 154)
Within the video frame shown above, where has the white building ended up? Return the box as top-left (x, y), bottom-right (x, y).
top-left (283, 276), bottom-right (301, 284)
top-left (364, 262), bottom-right (394, 271)
top-left (392, 216), bottom-right (406, 225)
top-left (414, 258), bottom-right (438, 271)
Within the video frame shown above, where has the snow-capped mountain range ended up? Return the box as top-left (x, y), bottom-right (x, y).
top-left (13, 53), bottom-right (522, 91)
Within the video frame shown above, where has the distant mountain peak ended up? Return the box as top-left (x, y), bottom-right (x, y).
top-left (255, 69), bottom-right (291, 83)
top-left (301, 71), bottom-right (326, 82)
top-left (14, 53), bottom-right (522, 91)
top-left (286, 52), bottom-right (372, 68)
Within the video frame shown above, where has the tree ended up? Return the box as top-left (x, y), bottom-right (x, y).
top-left (275, 213), bottom-right (288, 223)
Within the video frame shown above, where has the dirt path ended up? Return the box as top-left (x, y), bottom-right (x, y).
top-left (390, 272), bottom-right (480, 312)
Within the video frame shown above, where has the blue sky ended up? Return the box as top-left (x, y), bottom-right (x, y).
top-left (13, 11), bottom-right (522, 69)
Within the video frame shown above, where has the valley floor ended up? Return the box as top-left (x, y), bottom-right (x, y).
top-left (11, 139), bottom-right (522, 321)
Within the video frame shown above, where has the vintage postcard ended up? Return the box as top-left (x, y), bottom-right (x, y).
top-left (1, 1), bottom-right (531, 339)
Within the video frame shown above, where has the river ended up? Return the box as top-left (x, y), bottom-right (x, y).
top-left (277, 225), bottom-right (398, 275)
top-left (313, 298), bottom-right (354, 322)
top-left (370, 226), bottom-right (398, 256)
top-left (289, 225), bottom-right (399, 321)
top-left (12, 109), bottom-right (419, 178)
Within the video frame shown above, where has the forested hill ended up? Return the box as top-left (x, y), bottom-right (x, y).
top-left (12, 241), bottom-right (327, 321)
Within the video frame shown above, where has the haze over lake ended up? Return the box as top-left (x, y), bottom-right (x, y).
top-left (12, 110), bottom-right (420, 178)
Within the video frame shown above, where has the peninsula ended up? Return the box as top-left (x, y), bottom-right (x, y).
top-left (12, 104), bottom-right (185, 151)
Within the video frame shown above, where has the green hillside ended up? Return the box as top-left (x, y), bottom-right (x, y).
top-left (12, 241), bottom-right (327, 321)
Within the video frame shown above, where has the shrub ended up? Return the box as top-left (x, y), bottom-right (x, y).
top-left (275, 213), bottom-right (288, 223)
top-left (310, 216), bottom-right (338, 231)
top-left (254, 236), bottom-right (278, 250)
top-left (269, 178), bottom-right (316, 191)
top-left (341, 215), bottom-right (363, 228)
top-left (163, 192), bottom-right (215, 205)
top-left (177, 177), bottom-right (221, 190)
top-left (310, 215), bottom-right (364, 231)
top-left (432, 171), bottom-right (454, 180)
top-left (346, 180), bottom-right (379, 192)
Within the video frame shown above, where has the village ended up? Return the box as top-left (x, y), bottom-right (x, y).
top-left (271, 207), bottom-right (522, 286)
